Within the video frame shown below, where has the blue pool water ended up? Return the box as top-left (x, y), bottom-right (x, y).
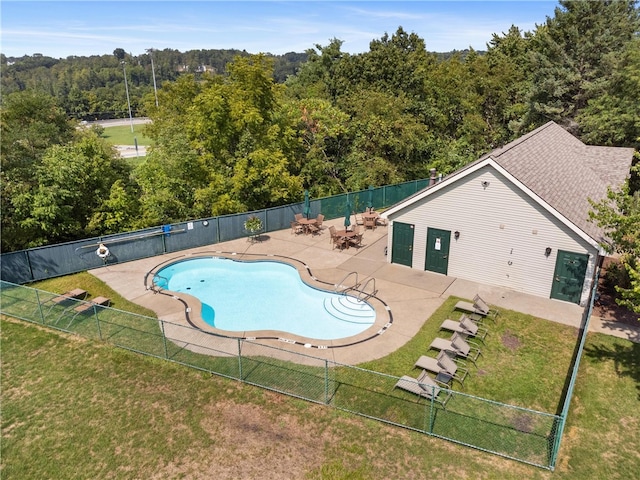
top-left (154, 257), bottom-right (376, 340)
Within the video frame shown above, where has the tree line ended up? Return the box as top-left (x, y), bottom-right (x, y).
top-left (1, 48), bottom-right (307, 120)
top-left (1, 1), bottom-right (639, 311)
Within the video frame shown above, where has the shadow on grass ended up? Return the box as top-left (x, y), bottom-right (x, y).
top-left (583, 340), bottom-right (640, 400)
top-left (554, 306), bottom-right (591, 416)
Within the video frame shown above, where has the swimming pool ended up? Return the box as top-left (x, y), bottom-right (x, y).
top-left (153, 257), bottom-right (376, 340)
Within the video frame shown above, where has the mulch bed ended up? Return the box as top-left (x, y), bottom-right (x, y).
top-left (593, 257), bottom-right (639, 327)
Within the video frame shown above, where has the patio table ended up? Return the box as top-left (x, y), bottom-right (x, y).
top-left (297, 218), bottom-right (318, 235)
top-left (335, 229), bottom-right (356, 248)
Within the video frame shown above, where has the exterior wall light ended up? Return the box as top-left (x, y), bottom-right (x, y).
top-left (545, 247), bottom-right (552, 256)
top-left (481, 180), bottom-right (490, 188)
top-left (454, 231), bottom-right (460, 240)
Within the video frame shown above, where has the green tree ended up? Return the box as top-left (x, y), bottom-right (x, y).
top-left (11, 131), bottom-right (129, 247)
top-left (87, 179), bottom-right (140, 235)
top-left (285, 38), bottom-right (349, 102)
top-left (140, 55), bottom-right (303, 218)
top-left (281, 97), bottom-right (351, 196)
top-left (348, 27), bottom-right (435, 100)
top-left (0, 91), bottom-right (76, 251)
top-left (578, 37), bottom-right (640, 148)
top-left (0, 90), bottom-right (74, 175)
top-left (134, 126), bottom-right (207, 226)
top-left (525, 0), bottom-right (639, 133)
top-left (589, 168), bottom-right (640, 314)
top-left (113, 48), bottom-right (126, 61)
top-left (339, 90), bottom-right (434, 188)
top-left (483, 25), bottom-right (534, 141)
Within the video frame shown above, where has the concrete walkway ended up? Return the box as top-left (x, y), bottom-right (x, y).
top-left (89, 217), bottom-right (638, 366)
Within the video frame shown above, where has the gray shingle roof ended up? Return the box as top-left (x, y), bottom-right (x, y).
top-left (386, 121), bottom-right (634, 244)
top-left (487, 122), bottom-right (634, 242)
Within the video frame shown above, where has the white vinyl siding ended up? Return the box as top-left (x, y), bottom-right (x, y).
top-left (387, 165), bottom-right (598, 303)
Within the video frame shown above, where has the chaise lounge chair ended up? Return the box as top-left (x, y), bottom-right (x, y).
top-left (429, 332), bottom-right (482, 366)
top-left (414, 350), bottom-right (469, 385)
top-left (66, 296), bottom-right (111, 328)
top-left (52, 288), bottom-right (88, 303)
top-left (40, 288), bottom-right (88, 318)
top-left (394, 369), bottom-right (451, 407)
top-left (454, 294), bottom-right (498, 321)
top-left (439, 314), bottom-right (488, 342)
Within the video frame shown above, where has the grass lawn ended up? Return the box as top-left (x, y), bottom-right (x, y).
top-left (2, 274), bottom-right (638, 478)
top-left (28, 271), bottom-right (156, 318)
top-left (101, 124), bottom-right (153, 146)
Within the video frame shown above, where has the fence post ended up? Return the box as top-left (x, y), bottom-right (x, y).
top-left (429, 386), bottom-right (436, 433)
top-left (237, 338), bottom-right (243, 380)
top-left (96, 314), bottom-right (102, 341)
top-left (91, 306), bottom-right (100, 335)
top-left (324, 359), bottom-right (329, 405)
top-left (161, 320), bottom-right (168, 358)
top-left (549, 415), bottom-right (563, 469)
top-left (34, 290), bottom-right (46, 324)
top-left (162, 229), bottom-right (167, 254)
top-left (263, 208), bottom-right (268, 233)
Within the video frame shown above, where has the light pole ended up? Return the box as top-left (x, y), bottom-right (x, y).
top-left (121, 60), bottom-right (134, 133)
top-left (147, 48), bottom-right (159, 107)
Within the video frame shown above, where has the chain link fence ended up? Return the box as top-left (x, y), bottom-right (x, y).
top-left (2, 280), bottom-right (569, 468)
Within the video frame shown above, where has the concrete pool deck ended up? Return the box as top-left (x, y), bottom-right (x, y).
top-left (88, 217), bottom-right (637, 365)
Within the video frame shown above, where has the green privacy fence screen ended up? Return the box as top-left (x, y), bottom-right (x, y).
top-left (0, 179), bottom-right (430, 285)
top-left (2, 279), bottom-right (583, 469)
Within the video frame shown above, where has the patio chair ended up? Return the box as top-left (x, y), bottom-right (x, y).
top-left (364, 216), bottom-right (376, 230)
top-left (329, 226), bottom-right (347, 250)
top-left (439, 314), bottom-right (488, 342)
top-left (355, 214), bottom-right (364, 226)
top-left (429, 332), bottom-right (482, 366)
top-left (349, 226), bottom-right (363, 248)
top-left (307, 214), bottom-right (324, 234)
top-left (294, 213), bottom-right (303, 222)
top-left (290, 221), bottom-right (303, 235)
top-left (414, 350), bottom-right (468, 385)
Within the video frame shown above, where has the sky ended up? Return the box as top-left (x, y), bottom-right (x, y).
top-left (1, 1), bottom-right (559, 58)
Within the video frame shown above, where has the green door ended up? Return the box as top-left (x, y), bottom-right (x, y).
top-left (391, 222), bottom-right (414, 267)
top-left (550, 250), bottom-right (589, 304)
top-left (425, 228), bottom-right (450, 275)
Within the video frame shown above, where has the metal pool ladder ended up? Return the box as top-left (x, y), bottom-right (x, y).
top-left (334, 272), bottom-right (378, 301)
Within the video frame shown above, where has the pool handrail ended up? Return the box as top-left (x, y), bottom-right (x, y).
top-left (334, 271), bottom-right (360, 293)
top-left (357, 277), bottom-right (378, 301)
top-left (150, 273), bottom-right (169, 293)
